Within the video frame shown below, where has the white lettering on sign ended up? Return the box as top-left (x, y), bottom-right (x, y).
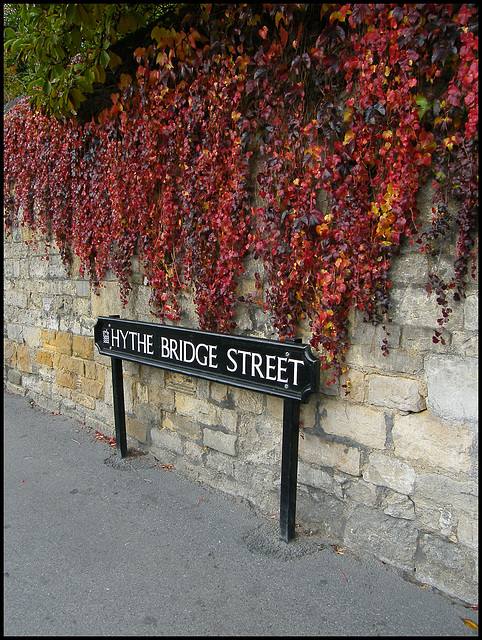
top-left (160, 337), bottom-right (218, 369)
top-left (226, 348), bottom-right (304, 385)
top-left (110, 328), bottom-right (154, 355)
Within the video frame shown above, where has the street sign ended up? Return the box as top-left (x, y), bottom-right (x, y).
top-left (94, 317), bottom-right (319, 403)
top-left (94, 316), bottom-right (320, 542)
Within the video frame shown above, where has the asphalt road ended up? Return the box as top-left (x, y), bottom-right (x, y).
top-left (4, 390), bottom-right (478, 636)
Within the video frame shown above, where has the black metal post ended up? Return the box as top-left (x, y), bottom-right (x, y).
top-left (111, 356), bottom-right (128, 458)
top-left (108, 316), bottom-right (127, 458)
top-left (279, 397), bottom-right (301, 542)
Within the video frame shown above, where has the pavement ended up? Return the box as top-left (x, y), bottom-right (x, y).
top-left (4, 389), bottom-right (479, 636)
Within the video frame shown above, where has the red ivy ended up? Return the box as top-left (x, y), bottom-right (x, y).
top-left (4, 3), bottom-right (478, 379)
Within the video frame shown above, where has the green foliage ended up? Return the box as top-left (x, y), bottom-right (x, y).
top-left (4, 4), bottom-right (478, 379)
top-left (3, 3), bottom-right (177, 118)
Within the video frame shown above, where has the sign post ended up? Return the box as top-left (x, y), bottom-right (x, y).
top-left (94, 316), bottom-right (319, 541)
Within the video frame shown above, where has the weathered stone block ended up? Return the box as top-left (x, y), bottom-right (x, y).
top-left (319, 398), bottom-right (386, 449)
top-left (7, 369), bottom-right (22, 386)
top-left (390, 287), bottom-right (463, 330)
top-left (151, 427), bottom-right (183, 454)
top-left (382, 492), bottom-right (415, 520)
top-left (425, 355), bottom-right (478, 422)
top-left (346, 344), bottom-right (424, 375)
top-left (298, 461), bottom-right (345, 499)
top-left (231, 387), bottom-right (264, 414)
top-left (148, 385), bottom-right (175, 412)
top-left (344, 506), bottom-right (418, 571)
top-left (55, 370), bottom-right (77, 389)
top-left (203, 427), bottom-right (237, 456)
top-left (299, 431), bottom-right (361, 476)
top-left (80, 377), bottom-right (104, 399)
top-left (15, 346), bottom-right (32, 373)
top-left (75, 280), bottom-right (91, 297)
top-left (23, 327), bottom-right (42, 348)
top-left (363, 452), bottom-right (416, 494)
top-left (54, 331), bottom-right (73, 356)
top-left (35, 350), bottom-right (53, 368)
top-left (162, 413), bottom-right (201, 440)
top-left (367, 374), bottom-right (426, 412)
top-left (41, 329), bottom-right (57, 350)
top-left (5, 290), bottom-right (28, 308)
top-left (58, 354), bottom-right (85, 377)
top-left (464, 295), bottom-right (478, 331)
top-left (393, 411), bottom-right (474, 474)
top-left (415, 533), bottom-right (477, 605)
top-left (72, 335), bottom-right (94, 360)
top-left (71, 390), bottom-right (95, 409)
top-left (126, 416), bottom-right (147, 442)
top-left (176, 394), bottom-right (219, 425)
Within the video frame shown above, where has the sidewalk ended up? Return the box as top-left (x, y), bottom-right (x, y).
top-left (4, 390), bottom-right (478, 636)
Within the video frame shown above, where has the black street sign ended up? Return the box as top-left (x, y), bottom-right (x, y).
top-left (94, 317), bottom-right (319, 403)
top-left (94, 316), bottom-right (320, 542)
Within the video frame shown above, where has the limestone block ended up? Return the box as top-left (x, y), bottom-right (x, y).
top-left (55, 370), bottom-right (77, 389)
top-left (55, 331), bottom-right (73, 356)
top-left (363, 452), bottom-right (416, 494)
top-left (176, 394), bottom-right (219, 426)
top-left (148, 385), bottom-right (175, 412)
top-left (401, 325), bottom-right (451, 352)
top-left (464, 295), bottom-right (478, 331)
top-left (390, 287), bottom-right (463, 330)
top-left (15, 346), bottom-right (32, 373)
top-left (382, 492), bottom-right (415, 520)
top-left (338, 368), bottom-right (366, 403)
top-left (151, 427), bottom-right (183, 454)
top-left (350, 318), bottom-right (401, 348)
top-left (80, 377), bottom-right (104, 399)
top-left (344, 505), bottom-right (418, 571)
top-left (346, 344), bottom-right (424, 375)
top-left (297, 462), bottom-right (345, 499)
top-left (5, 290), bottom-right (28, 308)
top-left (162, 413), bottom-right (201, 440)
top-left (23, 327), bottom-right (42, 348)
top-left (218, 407), bottom-right (238, 433)
top-left (388, 251), bottom-right (428, 285)
top-left (42, 329), bottom-right (57, 350)
top-left (72, 335), bottom-right (94, 360)
top-left (413, 474), bottom-right (478, 543)
top-left (450, 332), bottom-right (478, 357)
top-left (205, 448), bottom-right (235, 475)
top-left (230, 387), bottom-right (264, 415)
top-left (71, 391), bottom-right (95, 409)
top-left (126, 416), bottom-right (147, 442)
top-left (393, 411), bottom-right (474, 474)
top-left (7, 324), bottom-right (23, 343)
top-left (75, 280), bottom-right (91, 297)
top-left (319, 398), bottom-right (386, 449)
top-left (58, 354), bottom-right (85, 377)
top-left (7, 370), bottom-right (22, 386)
top-left (367, 374), bottom-right (426, 412)
top-left (344, 478), bottom-right (379, 508)
top-left (415, 533), bottom-right (477, 606)
top-left (425, 355), bottom-right (478, 422)
top-left (203, 427), bottom-right (237, 456)
top-left (35, 350), bottom-right (53, 368)
top-left (299, 431), bottom-right (361, 476)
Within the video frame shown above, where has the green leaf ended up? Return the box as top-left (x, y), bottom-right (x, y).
top-left (416, 95), bottom-right (431, 120)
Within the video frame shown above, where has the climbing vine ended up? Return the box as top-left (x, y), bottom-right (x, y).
top-left (4, 4), bottom-right (478, 379)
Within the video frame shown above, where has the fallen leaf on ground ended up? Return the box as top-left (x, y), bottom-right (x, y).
top-left (460, 618), bottom-right (478, 630)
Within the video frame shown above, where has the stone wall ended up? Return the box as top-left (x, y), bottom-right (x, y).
top-left (4, 209), bottom-right (478, 605)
